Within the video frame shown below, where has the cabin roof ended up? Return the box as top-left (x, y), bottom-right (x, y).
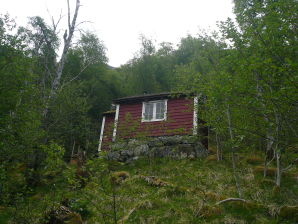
top-left (113, 92), bottom-right (191, 104)
top-left (102, 110), bottom-right (116, 115)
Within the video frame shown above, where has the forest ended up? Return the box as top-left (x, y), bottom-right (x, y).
top-left (0, 0), bottom-right (297, 223)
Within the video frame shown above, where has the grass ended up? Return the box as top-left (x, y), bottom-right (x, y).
top-left (1, 150), bottom-right (297, 223)
top-left (80, 151), bottom-right (298, 223)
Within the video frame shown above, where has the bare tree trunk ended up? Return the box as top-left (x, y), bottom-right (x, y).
top-left (226, 104), bottom-right (242, 198)
top-left (112, 184), bottom-right (117, 224)
top-left (263, 131), bottom-right (274, 177)
top-left (215, 132), bottom-right (222, 161)
top-left (276, 148), bottom-right (281, 187)
top-left (71, 140), bottom-right (76, 159)
top-left (43, 0), bottom-right (81, 118)
top-left (255, 72), bottom-right (275, 178)
top-left (274, 111), bottom-right (281, 187)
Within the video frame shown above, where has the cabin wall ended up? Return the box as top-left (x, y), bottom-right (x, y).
top-left (101, 113), bottom-right (115, 150)
top-left (116, 98), bottom-right (194, 139)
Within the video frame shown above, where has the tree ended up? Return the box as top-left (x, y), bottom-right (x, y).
top-left (223, 0), bottom-right (298, 187)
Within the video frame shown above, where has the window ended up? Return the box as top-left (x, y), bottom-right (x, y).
top-left (142, 100), bottom-right (167, 122)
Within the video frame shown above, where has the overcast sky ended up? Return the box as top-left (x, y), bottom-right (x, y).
top-left (2, 0), bottom-right (235, 67)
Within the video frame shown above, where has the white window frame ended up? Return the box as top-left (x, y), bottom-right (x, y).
top-left (141, 99), bottom-right (167, 122)
top-left (98, 116), bottom-right (106, 152)
top-left (193, 96), bottom-right (198, 135)
top-left (112, 104), bottom-right (120, 141)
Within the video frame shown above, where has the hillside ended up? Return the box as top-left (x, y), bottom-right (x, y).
top-left (2, 148), bottom-right (297, 224)
top-left (85, 151), bottom-right (297, 224)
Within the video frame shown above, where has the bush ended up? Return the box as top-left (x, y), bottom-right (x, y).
top-left (110, 171), bottom-right (130, 185)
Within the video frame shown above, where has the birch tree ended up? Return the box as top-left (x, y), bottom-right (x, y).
top-left (44, 0), bottom-right (81, 117)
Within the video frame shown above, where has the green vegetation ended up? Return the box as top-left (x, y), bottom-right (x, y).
top-left (0, 0), bottom-right (297, 223)
top-left (1, 149), bottom-right (297, 223)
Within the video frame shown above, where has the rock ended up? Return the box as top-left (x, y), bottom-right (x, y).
top-left (177, 144), bottom-right (193, 153)
top-left (161, 135), bottom-right (183, 145)
top-left (180, 152), bottom-right (188, 159)
top-left (188, 154), bottom-right (195, 159)
top-left (134, 144), bottom-right (149, 156)
top-left (182, 136), bottom-right (198, 144)
top-left (128, 139), bottom-right (141, 148)
top-left (148, 139), bottom-right (164, 147)
top-left (106, 135), bottom-right (208, 161)
top-left (111, 142), bottom-right (127, 151)
top-left (107, 151), bottom-right (120, 161)
top-left (194, 143), bottom-right (208, 157)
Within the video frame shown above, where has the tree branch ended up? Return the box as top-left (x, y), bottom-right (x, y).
top-left (216, 198), bottom-right (246, 205)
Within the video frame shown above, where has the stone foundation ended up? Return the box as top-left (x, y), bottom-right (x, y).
top-left (105, 135), bottom-right (208, 162)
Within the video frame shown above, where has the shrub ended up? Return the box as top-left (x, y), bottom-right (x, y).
top-left (110, 171), bottom-right (130, 185)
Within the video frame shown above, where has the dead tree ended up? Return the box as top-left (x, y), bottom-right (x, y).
top-left (43, 0), bottom-right (81, 118)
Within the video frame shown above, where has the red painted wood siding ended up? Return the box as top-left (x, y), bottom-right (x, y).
top-left (117, 98), bottom-right (194, 139)
top-left (102, 113), bottom-right (115, 150)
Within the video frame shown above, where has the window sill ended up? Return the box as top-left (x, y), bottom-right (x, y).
top-left (141, 118), bottom-right (166, 123)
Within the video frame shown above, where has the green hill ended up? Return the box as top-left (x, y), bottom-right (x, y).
top-left (1, 149), bottom-right (297, 224)
top-left (82, 153), bottom-right (297, 224)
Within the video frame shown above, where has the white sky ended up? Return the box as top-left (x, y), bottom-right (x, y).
top-left (1, 0), bottom-right (234, 67)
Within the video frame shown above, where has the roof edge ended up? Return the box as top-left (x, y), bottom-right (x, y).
top-left (113, 92), bottom-right (194, 104)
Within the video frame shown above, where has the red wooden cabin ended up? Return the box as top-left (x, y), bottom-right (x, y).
top-left (98, 92), bottom-right (202, 151)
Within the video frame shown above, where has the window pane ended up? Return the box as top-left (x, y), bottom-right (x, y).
top-left (144, 103), bottom-right (153, 120)
top-left (155, 101), bottom-right (165, 119)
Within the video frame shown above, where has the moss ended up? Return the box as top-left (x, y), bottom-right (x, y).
top-left (107, 160), bottom-right (124, 171)
top-left (260, 178), bottom-right (275, 186)
top-left (206, 154), bottom-right (218, 162)
top-left (140, 175), bottom-right (169, 187)
top-left (204, 191), bottom-right (220, 201)
top-left (163, 186), bottom-right (189, 196)
top-left (66, 213), bottom-right (83, 224)
top-left (208, 146), bottom-right (217, 155)
top-left (279, 205), bottom-right (298, 221)
top-left (199, 205), bottom-right (222, 218)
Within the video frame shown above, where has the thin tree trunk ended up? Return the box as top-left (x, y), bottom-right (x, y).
top-left (71, 140), bottom-right (76, 159)
top-left (255, 72), bottom-right (274, 178)
top-left (274, 111), bottom-right (281, 187)
top-left (215, 132), bottom-right (222, 161)
top-left (112, 185), bottom-right (117, 224)
top-left (263, 131), bottom-right (274, 177)
top-left (226, 104), bottom-right (242, 198)
top-left (276, 148), bottom-right (281, 187)
top-left (43, 0), bottom-right (81, 118)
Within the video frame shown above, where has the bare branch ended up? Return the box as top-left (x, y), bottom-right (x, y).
top-left (282, 157), bottom-right (298, 172)
top-left (59, 59), bottom-right (96, 90)
top-left (47, 7), bottom-right (63, 33)
top-left (75, 20), bottom-right (93, 28)
top-left (216, 198), bottom-right (246, 205)
top-left (67, 0), bottom-right (71, 30)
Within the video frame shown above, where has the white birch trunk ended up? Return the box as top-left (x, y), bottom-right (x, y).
top-left (43, 0), bottom-right (80, 118)
top-left (226, 104), bottom-right (242, 198)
